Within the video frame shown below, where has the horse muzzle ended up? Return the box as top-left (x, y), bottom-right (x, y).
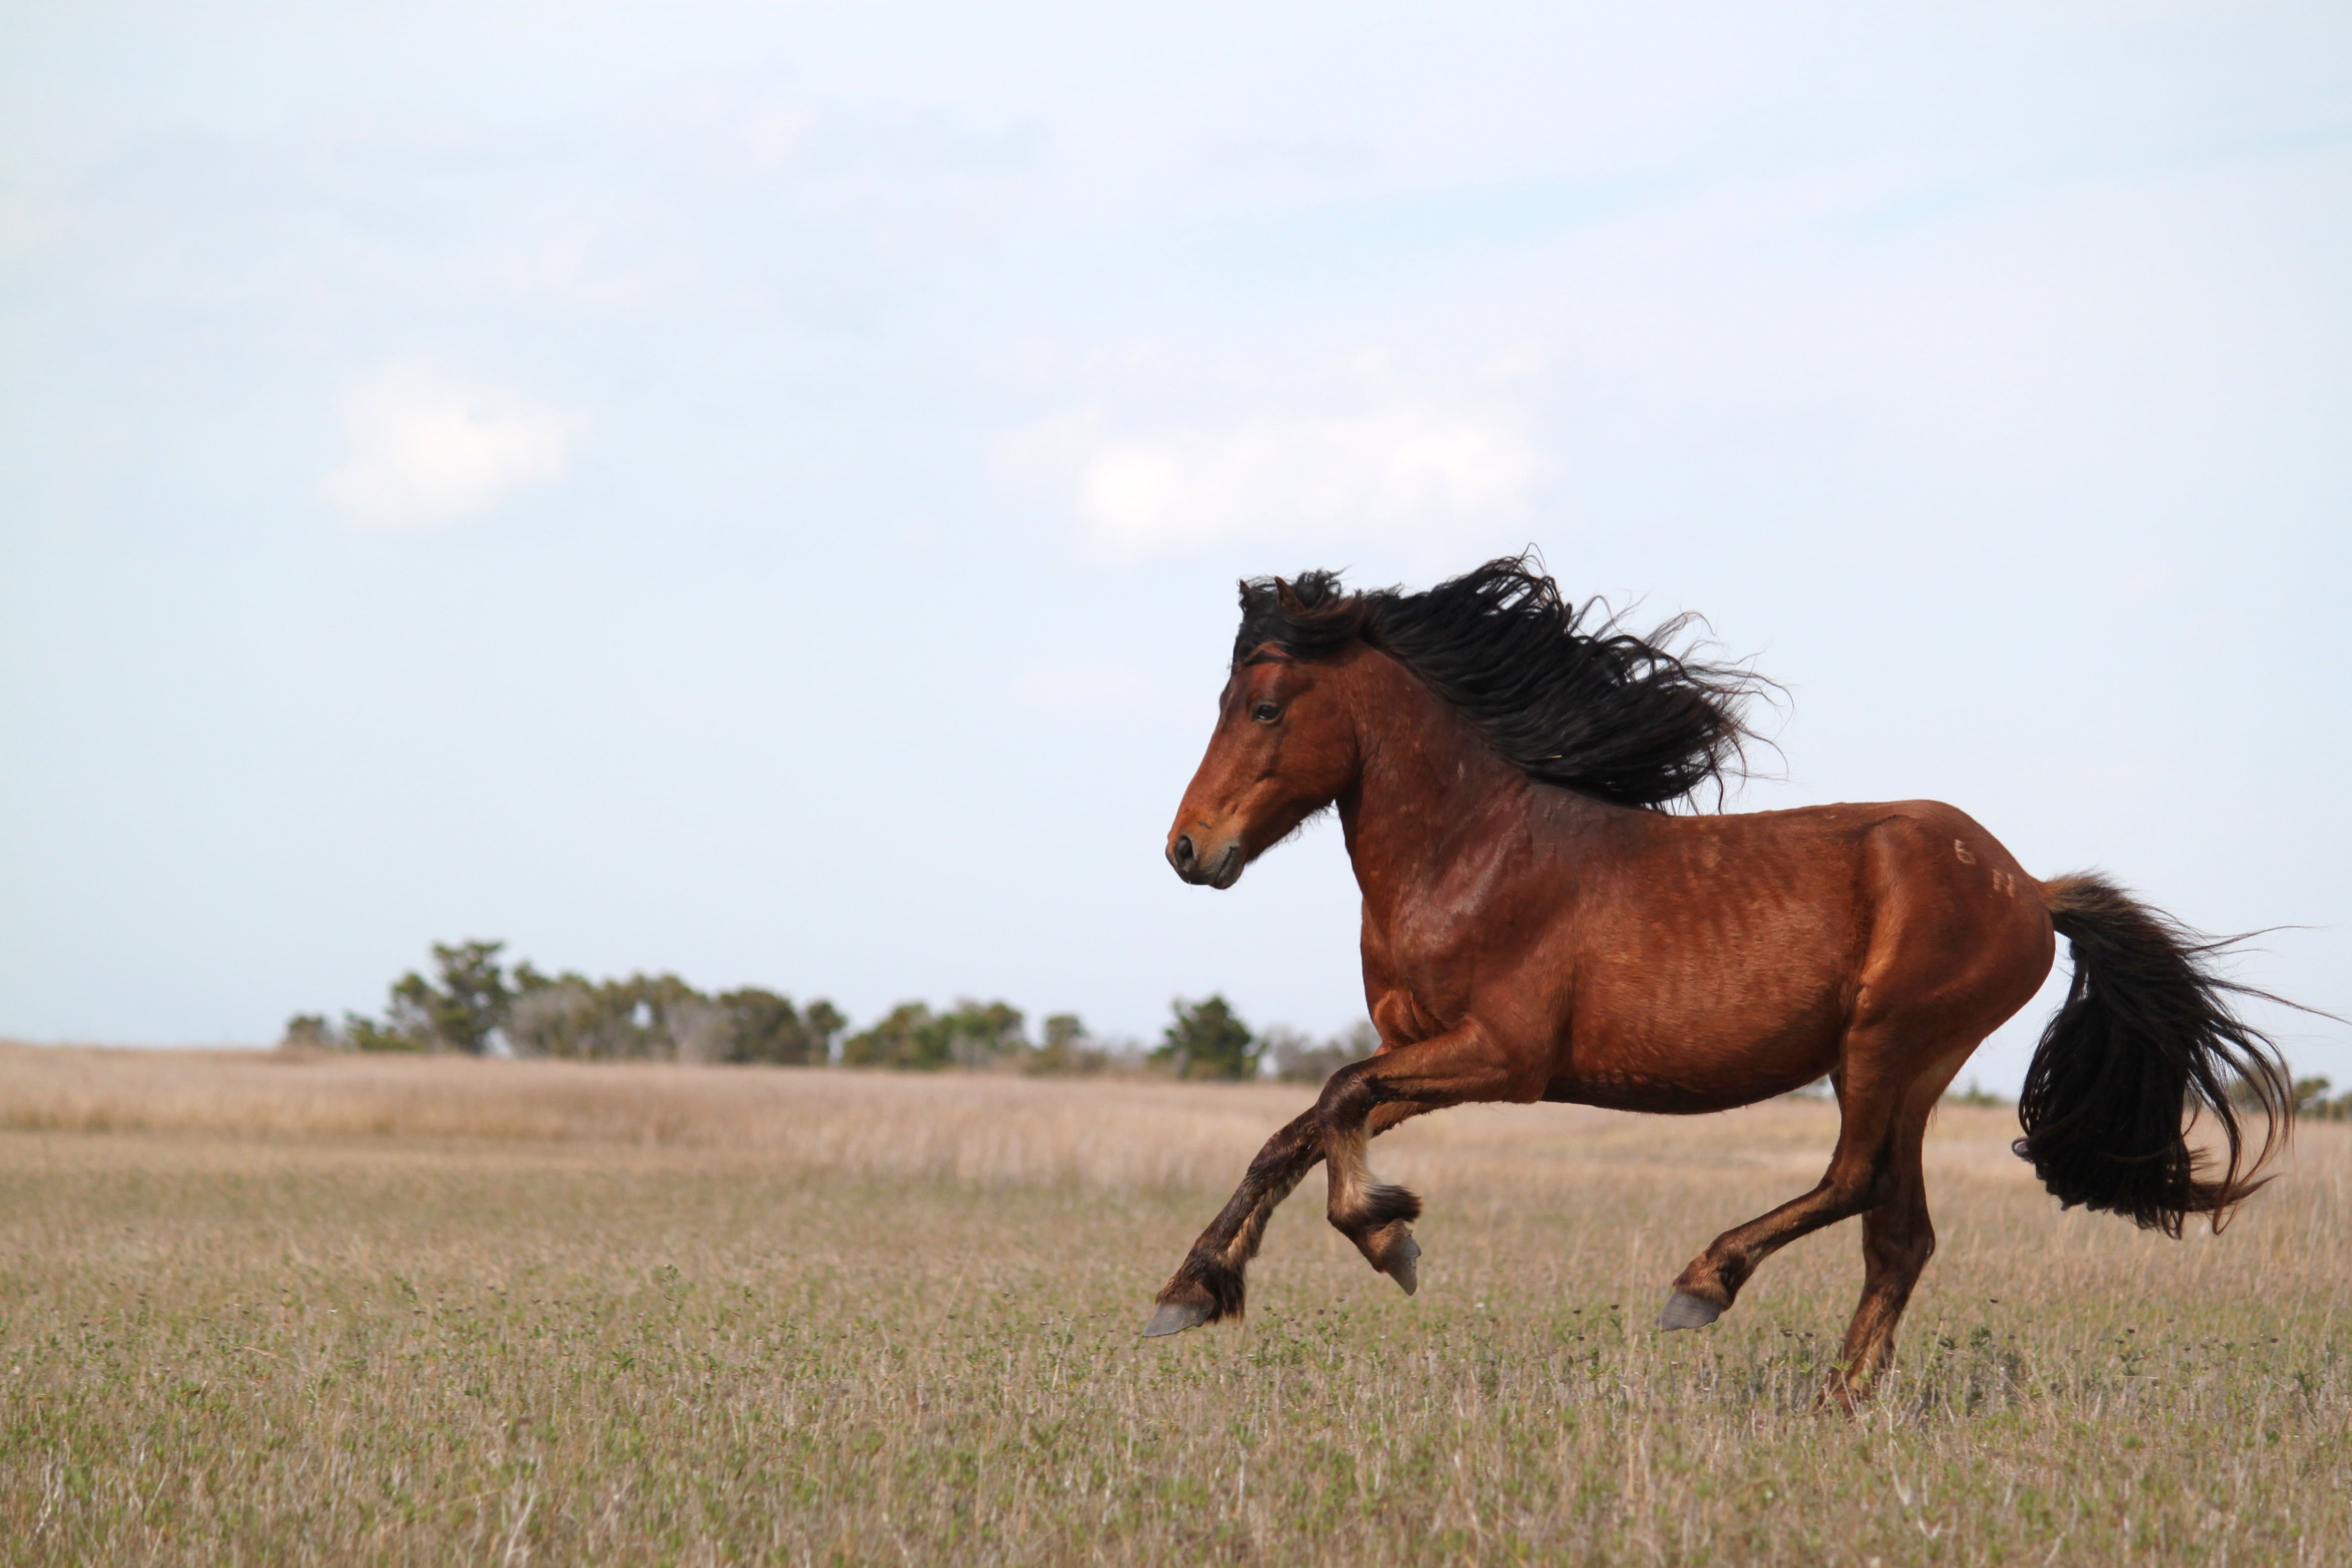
top-left (1168, 831), bottom-right (1245, 889)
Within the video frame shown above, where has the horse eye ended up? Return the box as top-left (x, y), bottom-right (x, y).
top-left (1252, 703), bottom-right (1280, 723)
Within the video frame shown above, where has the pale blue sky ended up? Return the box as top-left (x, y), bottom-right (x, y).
top-left (3, 2), bottom-right (2347, 1089)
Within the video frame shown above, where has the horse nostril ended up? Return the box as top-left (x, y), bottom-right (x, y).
top-left (1173, 833), bottom-right (1196, 869)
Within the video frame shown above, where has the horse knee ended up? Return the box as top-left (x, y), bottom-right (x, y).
top-left (1315, 1063), bottom-right (1379, 1130)
top-left (1818, 1166), bottom-right (1887, 1215)
top-left (1829, 1144), bottom-right (1910, 1214)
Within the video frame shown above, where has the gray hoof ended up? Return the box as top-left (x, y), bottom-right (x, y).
top-left (1657, 1290), bottom-right (1724, 1331)
top-left (1388, 1234), bottom-right (1421, 1296)
top-left (1141, 1299), bottom-right (1212, 1338)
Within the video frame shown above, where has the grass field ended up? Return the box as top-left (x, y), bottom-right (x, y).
top-left (0, 1045), bottom-right (2345, 1566)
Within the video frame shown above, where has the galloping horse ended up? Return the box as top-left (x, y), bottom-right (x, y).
top-left (1144, 555), bottom-right (2291, 1402)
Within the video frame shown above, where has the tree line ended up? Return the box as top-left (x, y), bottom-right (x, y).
top-left (288, 942), bottom-right (2116, 1106)
top-left (283, 940), bottom-right (1376, 1084)
top-left (2239, 1073), bottom-right (2352, 1122)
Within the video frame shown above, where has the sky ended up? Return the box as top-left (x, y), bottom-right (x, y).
top-left (2, 2), bottom-right (2348, 1091)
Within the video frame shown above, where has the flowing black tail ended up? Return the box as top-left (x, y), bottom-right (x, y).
top-left (2013, 873), bottom-right (2295, 1237)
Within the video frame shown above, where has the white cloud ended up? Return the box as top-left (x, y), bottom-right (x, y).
top-left (323, 367), bottom-right (571, 528)
top-left (1015, 401), bottom-right (1543, 553)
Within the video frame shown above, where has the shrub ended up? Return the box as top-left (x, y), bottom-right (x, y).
top-left (1026, 1013), bottom-right (1114, 1076)
top-left (718, 989), bottom-right (843, 1066)
top-left (2293, 1076), bottom-right (2352, 1121)
top-left (1267, 1020), bottom-right (1376, 1085)
top-left (843, 1000), bottom-right (1027, 1071)
top-left (1153, 996), bottom-right (1259, 1081)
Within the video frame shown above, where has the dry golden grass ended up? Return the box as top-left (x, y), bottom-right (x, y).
top-left (1, 1044), bottom-right (2346, 1566)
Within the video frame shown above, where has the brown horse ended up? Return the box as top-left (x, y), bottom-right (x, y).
top-left (1144, 555), bottom-right (2293, 1403)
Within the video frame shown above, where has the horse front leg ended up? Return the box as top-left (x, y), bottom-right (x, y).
top-left (1143, 1026), bottom-right (1523, 1335)
top-left (1143, 1108), bottom-right (1324, 1335)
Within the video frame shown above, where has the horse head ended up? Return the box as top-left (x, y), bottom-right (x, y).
top-left (1164, 636), bottom-right (1361, 890)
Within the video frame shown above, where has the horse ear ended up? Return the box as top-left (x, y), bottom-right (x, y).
top-left (1274, 576), bottom-right (1305, 612)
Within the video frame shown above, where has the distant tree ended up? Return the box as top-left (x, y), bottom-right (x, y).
top-left (1946, 1078), bottom-right (2009, 1108)
top-left (377, 939), bottom-right (512, 1055)
top-left (2229, 1072), bottom-right (2330, 1115)
top-left (507, 966), bottom-right (635, 1059)
top-left (804, 1000), bottom-right (846, 1063)
top-left (718, 988), bottom-right (845, 1066)
top-left (304, 940), bottom-right (843, 1070)
top-left (719, 987), bottom-right (795, 1064)
top-left (1154, 995), bottom-right (1259, 1081)
top-left (1027, 1012), bottom-right (1111, 1076)
top-left (280, 1013), bottom-right (336, 1051)
top-left (1268, 1020), bottom-right (1376, 1084)
top-left (842, 999), bottom-right (1027, 1070)
top-left (503, 967), bottom-right (744, 1061)
top-left (842, 1002), bottom-right (936, 1069)
top-left (2289, 1076), bottom-right (2352, 1121)
top-left (635, 973), bottom-right (718, 1061)
top-left (938, 1000), bottom-right (1027, 1069)
top-left (665, 994), bottom-right (731, 1064)
top-left (342, 1008), bottom-right (431, 1052)
top-left (336, 949), bottom-right (471, 1053)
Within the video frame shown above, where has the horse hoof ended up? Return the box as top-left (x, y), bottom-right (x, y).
top-left (1657, 1290), bottom-right (1724, 1331)
top-left (1388, 1234), bottom-right (1421, 1296)
top-left (1141, 1299), bottom-right (1212, 1338)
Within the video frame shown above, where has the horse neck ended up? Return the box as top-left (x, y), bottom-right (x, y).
top-left (1333, 650), bottom-right (1545, 918)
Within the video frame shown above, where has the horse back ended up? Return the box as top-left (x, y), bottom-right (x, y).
top-left (1528, 799), bottom-right (2052, 1113)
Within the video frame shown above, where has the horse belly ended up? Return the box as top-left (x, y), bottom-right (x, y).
top-left (1544, 902), bottom-right (1857, 1114)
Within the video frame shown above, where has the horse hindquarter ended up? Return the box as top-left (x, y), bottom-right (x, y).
top-left (1648, 803), bottom-right (2056, 1398)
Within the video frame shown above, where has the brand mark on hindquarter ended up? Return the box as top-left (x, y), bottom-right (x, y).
top-left (1953, 839), bottom-right (1976, 865)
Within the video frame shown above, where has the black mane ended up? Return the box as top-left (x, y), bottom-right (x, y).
top-left (1233, 553), bottom-right (1770, 810)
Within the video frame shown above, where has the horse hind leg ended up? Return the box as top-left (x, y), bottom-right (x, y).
top-left (1658, 1045), bottom-right (1908, 1330)
top-left (1823, 1083), bottom-right (1942, 1408)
